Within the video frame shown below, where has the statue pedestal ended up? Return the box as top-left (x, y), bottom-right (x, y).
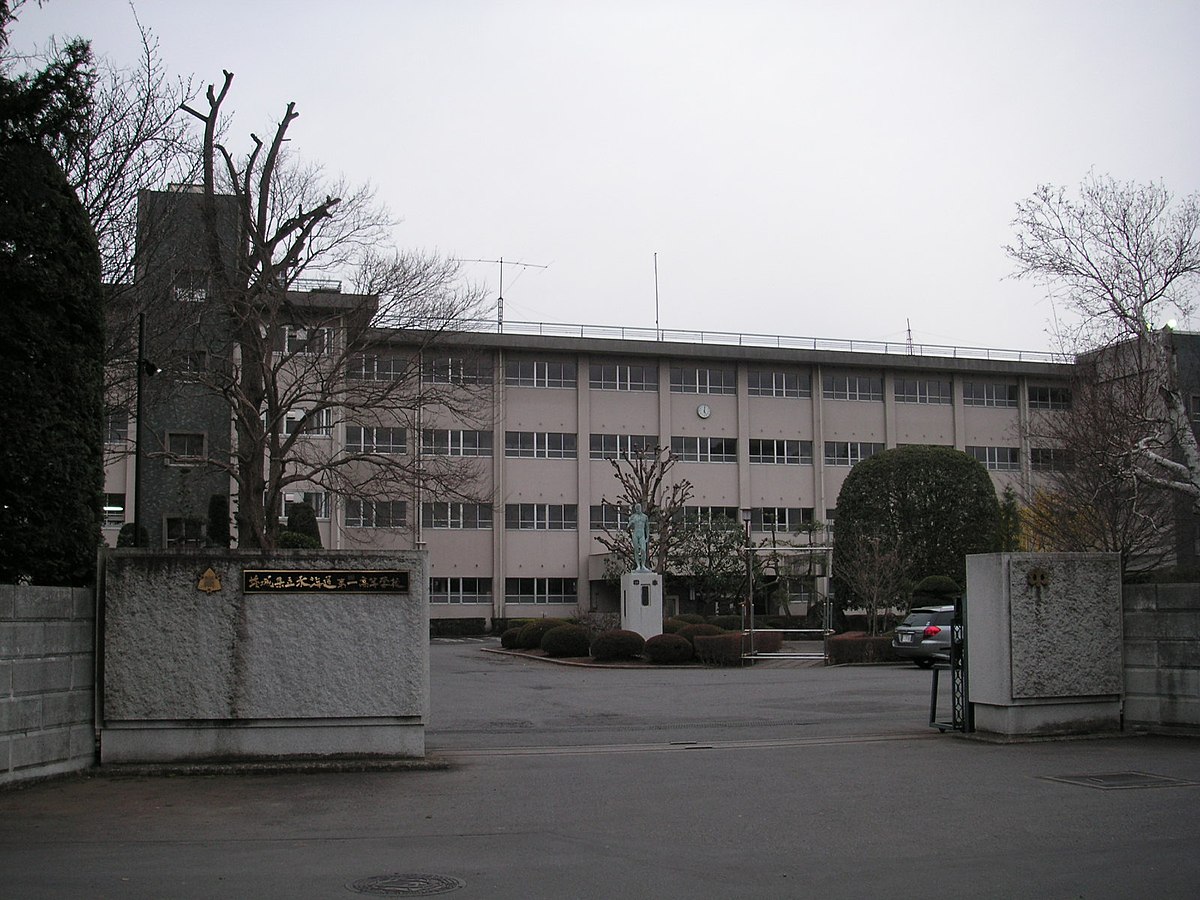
top-left (621, 571), bottom-right (663, 641)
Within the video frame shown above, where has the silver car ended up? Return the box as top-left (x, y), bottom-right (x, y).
top-left (892, 605), bottom-right (954, 668)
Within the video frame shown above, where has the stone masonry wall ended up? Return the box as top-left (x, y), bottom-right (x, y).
top-left (0, 585), bottom-right (96, 787)
top-left (1123, 583), bottom-right (1200, 731)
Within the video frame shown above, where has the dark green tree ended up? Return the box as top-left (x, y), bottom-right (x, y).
top-left (0, 17), bottom-right (105, 583)
top-left (284, 501), bottom-right (323, 549)
top-left (206, 494), bottom-right (231, 548)
top-left (833, 446), bottom-right (1002, 616)
top-left (997, 485), bottom-right (1022, 552)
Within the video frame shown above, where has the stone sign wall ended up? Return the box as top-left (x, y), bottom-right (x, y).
top-left (101, 549), bottom-right (428, 763)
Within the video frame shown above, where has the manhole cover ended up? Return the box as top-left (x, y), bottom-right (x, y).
top-left (348, 874), bottom-right (465, 896)
top-left (1040, 771), bottom-right (1200, 791)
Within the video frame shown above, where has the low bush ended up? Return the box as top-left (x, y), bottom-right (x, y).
top-left (516, 618), bottom-right (571, 650)
top-left (744, 630), bottom-right (784, 653)
top-left (709, 615), bottom-right (743, 630)
top-left (430, 618), bottom-right (488, 637)
top-left (694, 632), bottom-right (743, 666)
top-left (661, 617), bottom-right (689, 634)
top-left (541, 624), bottom-right (592, 658)
top-left (826, 631), bottom-right (901, 664)
top-left (673, 613), bottom-right (707, 625)
top-left (277, 530), bottom-right (321, 549)
top-left (645, 633), bottom-right (694, 664)
top-left (676, 623), bottom-right (725, 647)
top-left (500, 626), bottom-right (524, 649)
top-left (590, 629), bottom-right (645, 661)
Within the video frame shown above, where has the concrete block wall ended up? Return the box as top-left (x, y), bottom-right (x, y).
top-left (1, 585), bottom-right (96, 787)
top-left (1123, 583), bottom-right (1200, 731)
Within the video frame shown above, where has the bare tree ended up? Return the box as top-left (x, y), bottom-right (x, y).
top-left (1007, 173), bottom-right (1200, 508)
top-left (176, 71), bottom-right (489, 548)
top-left (831, 529), bottom-right (906, 636)
top-left (594, 446), bottom-right (694, 576)
top-left (1022, 356), bottom-right (1174, 574)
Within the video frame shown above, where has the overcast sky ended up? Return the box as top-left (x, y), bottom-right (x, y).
top-left (15, 0), bottom-right (1200, 353)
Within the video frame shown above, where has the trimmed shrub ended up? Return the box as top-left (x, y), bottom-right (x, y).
top-left (662, 617), bottom-right (690, 634)
top-left (286, 501), bottom-right (323, 548)
top-left (709, 615), bottom-right (743, 630)
top-left (500, 626), bottom-right (524, 649)
top-left (912, 574), bottom-right (961, 602)
top-left (430, 618), bottom-right (488, 637)
top-left (277, 531), bottom-right (321, 549)
top-left (207, 494), bottom-right (231, 548)
top-left (695, 632), bottom-right (743, 666)
top-left (826, 631), bottom-right (901, 665)
top-left (673, 613), bottom-right (707, 625)
top-left (590, 629), bottom-right (645, 661)
top-left (541, 624), bottom-right (592, 658)
top-left (744, 630), bottom-right (784, 653)
top-left (676, 623), bottom-right (724, 647)
top-left (645, 633), bottom-right (694, 664)
top-left (516, 618), bottom-right (571, 650)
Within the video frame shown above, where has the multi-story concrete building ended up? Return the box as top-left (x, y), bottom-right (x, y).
top-left (102, 187), bottom-right (1074, 626)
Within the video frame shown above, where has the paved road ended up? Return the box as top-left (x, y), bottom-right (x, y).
top-left (2, 639), bottom-right (1198, 899)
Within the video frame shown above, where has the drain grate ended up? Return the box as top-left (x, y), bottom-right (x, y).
top-left (348, 874), bottom-right (465, 896)
top-left (1040, 771), bottom-right (1200, 791)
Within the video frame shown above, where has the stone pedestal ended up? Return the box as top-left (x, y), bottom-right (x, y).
top-left (966, 553), bottom-right (1123, 738)
top-left (621, 571), bottom-right (663, 641)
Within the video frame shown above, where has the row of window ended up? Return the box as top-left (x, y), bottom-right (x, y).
top-left (430, 577), bottom-right (577, 605)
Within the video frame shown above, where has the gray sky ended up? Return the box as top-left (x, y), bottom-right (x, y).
top-left (16, 0), bottom-right (1200, 353)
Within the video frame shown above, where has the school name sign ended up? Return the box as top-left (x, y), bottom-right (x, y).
top-left (242, 569), bottom-right (411, 594)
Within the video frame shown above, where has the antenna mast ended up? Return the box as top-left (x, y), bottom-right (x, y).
top-left (654, 252), bottom-right (661, 340)
top-left (453, 257), bottom-right (548, 332)
top-left (906, 318), bottom-right (914, 355)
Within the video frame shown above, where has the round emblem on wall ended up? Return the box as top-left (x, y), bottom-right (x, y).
top-left (697, 403), bottom-right (712, 419)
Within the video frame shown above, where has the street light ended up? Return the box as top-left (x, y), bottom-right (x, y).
top-left (132, 313), bottom-right (161, 548)
top-left (740, 508), bottom-right (753, 650)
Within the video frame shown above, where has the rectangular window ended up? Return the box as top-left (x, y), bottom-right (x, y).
top-left (285, 408), bottom-right (333, 437)
top-left (683, 506), bottom-right (740, 524)
top-left (347, 354), bottom-right (406, 381)
top-left (344, 499), bottom-right (407, 528)
top-left (751, 507), bottom-right (814, 530)
top-left (747, 370), bottom-right (811, 398)
top-left (504, 503), bottom-right (578, 531)
top-left (963, 381), bottom-right (1019, 408)
top-left (102, 493), bottom-right (125, 527)
top-left (968, 446), bottom-right (1021, 471)
top-left (430, 576), bottom-right (493, 604)
top-left (173, 274), bottom-right (207, 303)
top-left (671, 436), bottom-right (737, 463)
top-left (421, 502), bottom-right (493, 529)
top-left (164, 517), bottom-right (205, 548)
top-left (1028, 385), bottom-right (1071, 410)
top-left (588, 433), bottom-right (657, 460)
top-left (589, 362), bottom-right (658, 391)
top-left (421, 429), bottom-right (493, 457)
top-left (178, 351), bottom-right (208, 378)
top-left (894, 379), bottom-right (952, 404)
top-left (504, 431), bottom-right (578, 459)
top-left (669, 366), bottom-right (737, 395)
top-left (283, 491), bottom-right (329, 520)
top-left (504, 359), bottom-right (577, 388)
top-left (748, 439), bottom-right (812, 465)
top-left (590, 504), bottom-right (629, 530)
top-left (822, 374), bottom-right (883, 401)
top-left (1031, 448), bottom-right (1074, 472)
top-left (504, 577), bottom-right (578, 604)
top-left (104, 407), bottom-right (129, 444)
top-left (279, 325), bottom-right (333, 355)
top-left (823, 441), bottom-right (884, 466)
top-left (423, 355), bottom-right (491, 385)
top-left (346, 425), bottom-right (406, 454)
top-left (166, 431), bottom-right (205, 463)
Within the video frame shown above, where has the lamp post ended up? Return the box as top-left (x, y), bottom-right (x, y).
top-left (740, 507), bottom-right (753, 652)
top-left (132, 313), bottom-right (160, 547)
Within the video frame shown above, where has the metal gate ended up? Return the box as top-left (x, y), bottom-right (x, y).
top-left (930, 595), bottom-right (973, 732)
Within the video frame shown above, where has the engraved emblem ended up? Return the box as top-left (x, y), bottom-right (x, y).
top-left (1026, 568), bottom-right (1050, 590)
top-left (197, 567), bottom-right (222, 593)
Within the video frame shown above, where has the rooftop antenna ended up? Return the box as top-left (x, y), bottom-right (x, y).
top-left (906, 318), bottom-right (914, 355)
top-left (654, 252), bottom-right (661, 340)
top-left (454, 257), bottom-right (548, 332)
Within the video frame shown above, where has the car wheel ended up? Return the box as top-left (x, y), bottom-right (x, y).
top-left (914, 658), bottom-right (935, 669)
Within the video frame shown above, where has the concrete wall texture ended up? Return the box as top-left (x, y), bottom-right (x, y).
top-left (0, 585), bottom-right (96, 787)
top-left (1123, 582), bottom-right (1200, 730)
top-left (101, 549), bottom-right (429, 763)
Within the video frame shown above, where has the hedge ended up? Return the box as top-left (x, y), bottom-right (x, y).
top-left (541, 624), bottom-right (592, 658)
top-left (516, 618), bottom-right (571, 650)
top-left (694, 633), bottom-right (743, 666)
top-left (645, 633), bottom-right (694, 664)
top-left (676, 623), bottom-right (725, 647)
top-left (590, 629), bottom-right (645, 661)
top-left (826, 631), bottom-right (901, 664)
